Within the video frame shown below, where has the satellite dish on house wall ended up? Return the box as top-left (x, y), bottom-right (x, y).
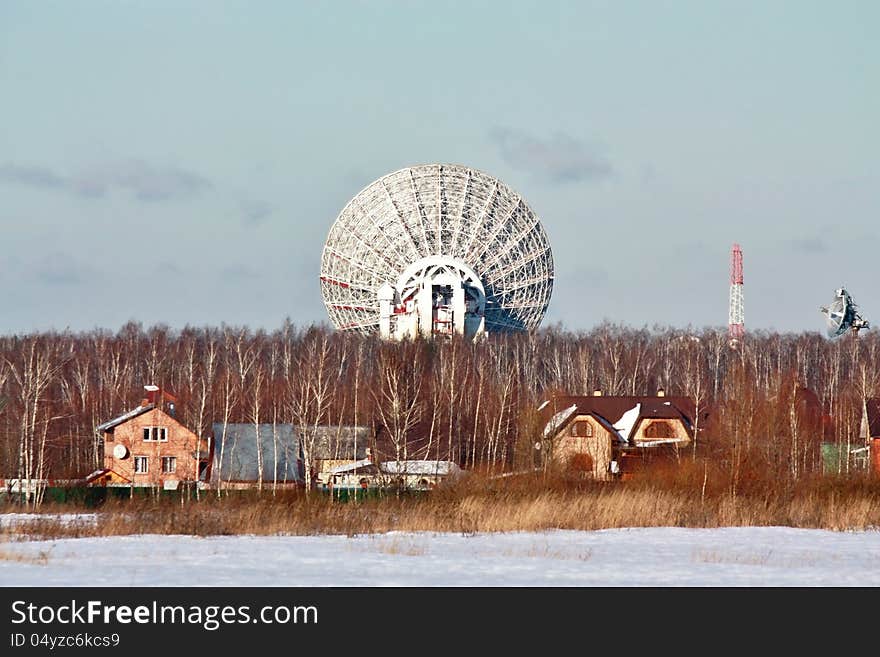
top-left (113, 444), bottom-right (129, 459)
top-left (820, 287), bottom-right (870, 338)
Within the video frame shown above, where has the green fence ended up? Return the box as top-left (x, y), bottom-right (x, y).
top-left (821, 442), bottom-right (870, 475)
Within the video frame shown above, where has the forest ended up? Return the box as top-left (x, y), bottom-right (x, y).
top-left (1, 320), bottom-right (877, 502)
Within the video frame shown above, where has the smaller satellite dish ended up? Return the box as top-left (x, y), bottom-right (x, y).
top-left (820, 287), bottom-right (870, 338)
top-left (113, 444), bottom-right (129, 459)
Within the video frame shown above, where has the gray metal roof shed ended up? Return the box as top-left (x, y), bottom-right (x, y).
top-left (211, 423), bottom-right (303, 484)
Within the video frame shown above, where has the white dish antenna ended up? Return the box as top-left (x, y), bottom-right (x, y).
top-left (820, 287), bottom-right (870, 338)
top-left (320, 164), bottom-right (554, 336)
top-left (112, 444), bottom-right (129, 459)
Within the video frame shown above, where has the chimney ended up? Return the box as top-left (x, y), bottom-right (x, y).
top-left (144, 384), bottom-right (160, 405)
top-left (592, 389), bottom-right (602, 397)
top-left (657, 388), bottom-right (666, 397)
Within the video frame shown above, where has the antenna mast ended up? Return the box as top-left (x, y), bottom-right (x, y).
top-left (728, 243), bottom-right (744, 344)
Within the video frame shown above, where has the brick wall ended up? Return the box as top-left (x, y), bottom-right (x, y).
top-left (103, 408), bottom-right (201, 486)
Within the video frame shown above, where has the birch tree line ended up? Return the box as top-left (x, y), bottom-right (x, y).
top-left (0, 320), bottom-right (878, 486)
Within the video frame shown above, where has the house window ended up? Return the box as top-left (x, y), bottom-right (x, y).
top-left (143, 426), bottom-right (168, 442)
top-left (645, 421), bottom-right (675, 439)
top-left (161, 457), bottom-right (176, 474)
top-left (571, 420), bottom-right (593, 437)
top-left (134, 456), bottom-right (149, 474)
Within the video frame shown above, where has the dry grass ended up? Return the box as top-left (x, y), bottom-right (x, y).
top-left (372, 536), bottom-right (428, 556)
top-left (692, 549), bottom-right (772, 566)
top-left (500, 544), bottom-right (593, 561)
top-left (3, 467), bottom-right (880, 540)
top-left (0, 546), bottom-right (51, 565)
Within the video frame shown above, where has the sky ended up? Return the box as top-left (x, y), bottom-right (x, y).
top-left (1, 1), bottom-right (877, 336)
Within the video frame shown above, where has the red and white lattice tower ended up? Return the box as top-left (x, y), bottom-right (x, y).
top-left (728, 243), bottom-right (744, 342)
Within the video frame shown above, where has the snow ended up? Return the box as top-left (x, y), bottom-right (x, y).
top-left (0, 513), bottom-right (98, 528)
top-left (543, 405), bottom-right (577, 438)
top-left (380, 461), bottom-right (461, 476)
top-left (2, 526), bottom-right (879, 586)
top-left (329, 459), bottom-right (373, 474)
top-left (95, 404), bottom-right (151, 433)
top-left (637, 439), bottom-right (690, 447)
top-left (613, 403), bottom-right (641, 444)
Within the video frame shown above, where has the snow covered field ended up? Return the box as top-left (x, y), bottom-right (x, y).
top-left (2, 525), bottom-right (880, 586)
top-left (0, 513), bottom-right (98, 528)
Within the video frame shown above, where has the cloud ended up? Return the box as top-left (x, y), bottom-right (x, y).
top-left (156, 260), bottom-right (184, 276)
top-left (790, 238), bottom-right (827, 254)
top-left (490, 128), bottom-right (613, 183)
top-left (0, 160), bottom-right (211, 202)
top-left (0, 164), bottom-right (66, 189)
top-left (71, 160), bottom-right (211, 201)
top-left (221, 264), bottom-right (260, 281)
top-left (241, 199), bottom-right (272, 227)
top-left (35, 253), bottom-right (95, 285)
top-left (571, 266), bottom-right (609, 285)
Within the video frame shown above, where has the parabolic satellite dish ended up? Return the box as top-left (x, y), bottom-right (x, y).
top-left (820, 287), bottom-right (870, 338)
top-left (320, 164), bottom-right (554, 339)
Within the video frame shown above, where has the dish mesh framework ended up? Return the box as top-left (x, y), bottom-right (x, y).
top-left (320, 164), bottom-right (554, 335)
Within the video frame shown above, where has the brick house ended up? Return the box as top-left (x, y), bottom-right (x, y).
top-left (539, 390), bottom-right (703, 480)
top-left (90, 387), bottom-right (209, 489)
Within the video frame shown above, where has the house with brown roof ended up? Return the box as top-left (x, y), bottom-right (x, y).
top-left (89, 386), bottom-right (209, 489)
top-left (538, 390), bottom-right (704, 480)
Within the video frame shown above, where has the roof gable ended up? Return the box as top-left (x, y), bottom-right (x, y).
top-left (305, 426), bottom-right (371, 460)
top-left (540, 395), bottom-right (700, 442)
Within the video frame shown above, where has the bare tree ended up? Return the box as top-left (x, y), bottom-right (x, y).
top-left (371, 342), bottom-right (425, 478)
top-left (289, 329), bottom-right (337, 492)
top-left (5, 336), bottom-right (66, 508)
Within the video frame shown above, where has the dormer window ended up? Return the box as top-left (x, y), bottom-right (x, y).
top-left (143, 426), bottom-right (168, 442)
top-left (570, 420), bottom-right (593, 437)
top-left (644, 421), bottom-right (674, 439)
